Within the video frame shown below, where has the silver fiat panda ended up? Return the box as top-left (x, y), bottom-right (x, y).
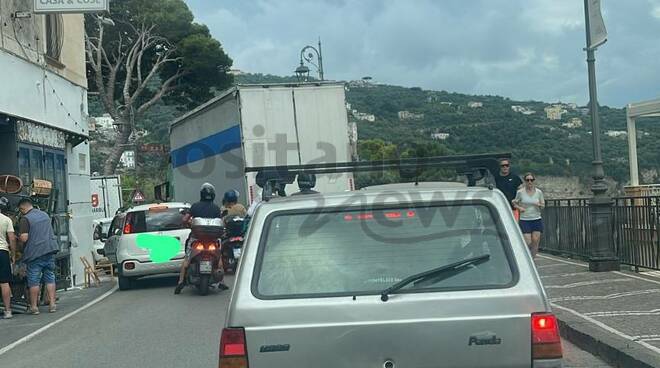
top-left (220, 182), bottom-right (562, 368)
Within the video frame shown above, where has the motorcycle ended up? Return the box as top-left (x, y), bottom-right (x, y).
top-left (221, 216), bottom-right (245, 275)
top-left (186, 218), bottom-right (224, 295)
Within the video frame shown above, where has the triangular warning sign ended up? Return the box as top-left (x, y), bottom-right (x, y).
top-left (132, 190), bottom-right (145, 203)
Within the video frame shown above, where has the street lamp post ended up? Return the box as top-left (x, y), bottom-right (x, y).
top-left (583, 0), bottom-right (619, 272)
top-left (295, 38), bottom-right (324, 81)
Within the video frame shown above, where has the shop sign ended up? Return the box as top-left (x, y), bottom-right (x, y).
top-left (34, 0), bottom-right (110, 14)
top-left (16, 120), bottom-right (66, 149)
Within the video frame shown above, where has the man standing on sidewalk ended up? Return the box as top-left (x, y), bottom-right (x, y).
top-left (494, 158), bottom-right (523, 212)
top-left (17, 198), bottom-right (59, 315)
top-left (0, 197), bottom-right (17, 319)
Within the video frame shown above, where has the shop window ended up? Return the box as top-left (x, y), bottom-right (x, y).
top-left (44, 152), bottom-right (55, 183)
top-left (30, 149), bottom-right (43, 182)
top-left (54, 153), bottom-right (67, 213)
top-left (18, 147), bottom-right (31, 186)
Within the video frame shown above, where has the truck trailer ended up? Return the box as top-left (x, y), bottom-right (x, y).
top-left (90, 175), bottom-right (122, 219)
top-left (169, 82), bottom-right (355, 205)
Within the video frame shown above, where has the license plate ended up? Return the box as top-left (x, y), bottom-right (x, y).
top-left (234, 248), bottom-right (242, 259)
top-left (199, 261), bottom-right (212, 273)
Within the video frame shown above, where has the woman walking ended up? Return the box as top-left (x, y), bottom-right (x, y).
top-left (513, 173), bottom-right (545, 257)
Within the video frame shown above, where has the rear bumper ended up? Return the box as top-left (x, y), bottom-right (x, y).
top-left (121, 258), bottom-right (184, 277)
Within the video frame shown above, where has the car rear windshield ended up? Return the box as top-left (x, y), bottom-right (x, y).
top-left (125, 207), bottom-right (188, 234)
top-left (254, 203), bottom-right (516, 298)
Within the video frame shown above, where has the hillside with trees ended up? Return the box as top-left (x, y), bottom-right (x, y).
top-left (90, 72), bottom-right (660, 200)
top-left (345, 83), bottom-right (660, 189)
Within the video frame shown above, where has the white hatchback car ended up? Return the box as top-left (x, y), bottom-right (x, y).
top-left (102, 202), bottom-right (190, 290)
top-left (92, 217), bottom-right (113, 264)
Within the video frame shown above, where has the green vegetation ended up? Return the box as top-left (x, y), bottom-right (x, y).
top-left (90, 73), bottom-right (660, 198)
top-left (346, 84), bottom-right (660, 187)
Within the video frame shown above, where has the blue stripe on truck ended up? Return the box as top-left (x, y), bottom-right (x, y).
top-left (171, 125), bottom-right (242, 168)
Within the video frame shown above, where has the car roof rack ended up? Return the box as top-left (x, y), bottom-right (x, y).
top-left (245, 152), bottom-right (510, 201)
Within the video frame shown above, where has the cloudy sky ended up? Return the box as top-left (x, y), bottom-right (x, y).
top-left (184, 0), bottom-right (660, 107)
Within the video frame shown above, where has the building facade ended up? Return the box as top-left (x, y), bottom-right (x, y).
top-left (0, 2), bottom-right (91, 287)
top-left (119, 150), bottom-right (136, 169)
top-left (398, 110), bottom-right (424, 120)
top-left (544, 105), bottom-right (567, 120)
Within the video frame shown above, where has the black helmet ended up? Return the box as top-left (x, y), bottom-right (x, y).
top-left (297, 172), bottom-right (316, 190)
top-left (223, 190), bottom-right (239, 204)
top-left (200, 183), bottom-right (216, 201)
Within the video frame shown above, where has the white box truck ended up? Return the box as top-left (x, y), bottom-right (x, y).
top-left (90, 175), bottom-right (123, 219)
top-left (169, 82), bottom-right (355, 205)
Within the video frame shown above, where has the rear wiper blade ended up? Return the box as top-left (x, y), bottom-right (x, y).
top-left (380, 254), bottom-right (490, 302)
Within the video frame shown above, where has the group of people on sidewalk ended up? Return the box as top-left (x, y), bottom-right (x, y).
top-left (0, 197), bottom-right (59, 320)
top-left (494, 158), bottom-right (545, 257)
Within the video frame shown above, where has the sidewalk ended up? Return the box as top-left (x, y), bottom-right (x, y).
top-left (537, 254), bottom-right (660, 368)
top-left (0, 280), bottom-right (116, 352)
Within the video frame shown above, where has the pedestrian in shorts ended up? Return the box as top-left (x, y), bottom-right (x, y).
top-left (17, 198), bottom-right (59, 314)
top-left (0, 197), bottom-right (17, 319)
top-left (513, 173), bottom-right (545, 257)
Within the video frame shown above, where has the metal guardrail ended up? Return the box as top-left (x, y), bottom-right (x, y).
top-left (541, 199), bottom-right (592, 259)
top-left (541, 196), bottom-right (660, 270)
top-left (613, 196), bottom-right (660, 271)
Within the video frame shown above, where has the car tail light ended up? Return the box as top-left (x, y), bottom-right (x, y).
top-left (357, 213), bottom-right (373, 220)
top-left (124, 262), bottom-right (135, 270)
top-left (219, 328), bottom-right (248, 368)
top-left (194, 242), bottom-right (204, 251)
top-left (532, 313), bottom-right (562, 360)
top-left (208, 244), bottom-right (217, 251)
top-left (123, 223), bottom-right (133, 234)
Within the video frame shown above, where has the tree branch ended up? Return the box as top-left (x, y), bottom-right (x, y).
top-left (136, 69), bottom-right (187, 116)
top-left (122, 28), bottom-right (146, 105)
top-left (130, 48), bottom-right (181, 103)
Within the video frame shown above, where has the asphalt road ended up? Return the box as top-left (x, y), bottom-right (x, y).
top-left (1, 275), bottom-right (613, 368)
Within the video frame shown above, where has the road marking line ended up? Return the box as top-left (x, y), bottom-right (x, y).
top-left (584, 308), bottom-right (660, 317)
top-left (613, 271), bottom-right (660, 286)
top-left (632, 335), bottom-right (660, 341)
top-left (551, 302), bottom-right (660, 355)
top-left (536, 263), bottom-right (576, 269)
top-left (544, 278), bottom-right (631, 289)
top-left (538, 254), bottom-right (588, 268)
top-left (0, 284), bottom-right (118, 356)
top-left (549, 289), bottom-right (660, 302)
top-left (540, 272), bottom-right (590, 279)
top-left (539, 254), bottom-right (660, 286)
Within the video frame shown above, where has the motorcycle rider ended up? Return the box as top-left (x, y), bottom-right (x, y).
top-left (290, 172), bottom-right (319, 196)
top-left (221, 190), bottom-right (247, 221)
top-left (174, 183), bottom-right (226, 295)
